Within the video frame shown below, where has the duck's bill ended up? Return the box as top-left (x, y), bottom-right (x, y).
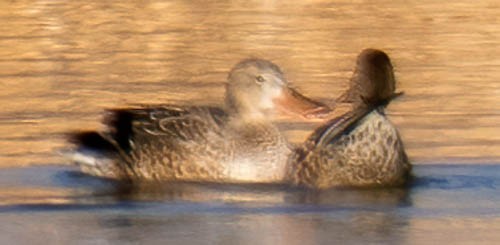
top-left (273, 87), bottom-right (333, 120)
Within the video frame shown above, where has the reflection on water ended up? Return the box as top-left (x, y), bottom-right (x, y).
top-left (0, 0), bottom-right (499, 167)
top-left (0, 165), bottom-right (500, 244)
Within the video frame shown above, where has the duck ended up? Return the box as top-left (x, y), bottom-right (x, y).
top-left (68, 58), bottom-right (332, 183)
top-left (286, 49), bottom-right (412, 189)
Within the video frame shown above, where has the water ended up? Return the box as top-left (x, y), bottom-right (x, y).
top-left (1, 0), bottom-right (500, 244)
top-left (0, 165), bottom-right (500, 244)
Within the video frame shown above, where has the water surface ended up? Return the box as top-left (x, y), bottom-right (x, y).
top-left (0, 1), bottom-right (499, 244)
top-left (1, 164), bottom-right (500, 245)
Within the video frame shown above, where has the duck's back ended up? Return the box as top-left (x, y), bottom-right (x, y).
top-left (288, 109), bottom-right (411, 189)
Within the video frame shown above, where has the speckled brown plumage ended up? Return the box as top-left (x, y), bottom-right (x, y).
top-left (287, 49), bottom-right (411, 189)
top-left (68, 59), bottom-right (331, 183)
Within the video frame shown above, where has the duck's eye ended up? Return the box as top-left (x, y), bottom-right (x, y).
top-left (255, 75), bottom-right (265, 84)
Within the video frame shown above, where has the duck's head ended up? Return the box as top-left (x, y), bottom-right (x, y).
top-left (338, 49), bottom-right (402, 108)
top-left (225, 59), bottom-right (331, 121)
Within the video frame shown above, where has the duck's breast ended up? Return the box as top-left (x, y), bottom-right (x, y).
top-left (223, 123), bottom-right (291, 183)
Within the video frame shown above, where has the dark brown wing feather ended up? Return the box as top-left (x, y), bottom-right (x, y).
top-left (304, 107), bottom-right (373, 148)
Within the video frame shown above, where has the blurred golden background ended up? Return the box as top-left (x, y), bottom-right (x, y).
top-left (0, 0), bottom-right (499, 167)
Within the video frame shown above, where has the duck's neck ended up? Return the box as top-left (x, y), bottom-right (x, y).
top-left (227, 110), bottom-right (272, 128)
top-left (224, 91), bottom-right (272, 125)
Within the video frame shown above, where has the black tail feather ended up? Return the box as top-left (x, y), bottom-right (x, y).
top-left (69, 131), bottom-right (116, 153)
top-left (69, 109), bottom-right (136, 155)
top-left (103, 109), bottom-right (135, 152)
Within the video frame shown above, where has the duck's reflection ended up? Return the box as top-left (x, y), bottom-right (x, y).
top-left (100, 179), bottom-right (411, 207)
top-left (0, 167), bottom-right (410, 244)
top-left (71, 179), bottom-right (410, 244)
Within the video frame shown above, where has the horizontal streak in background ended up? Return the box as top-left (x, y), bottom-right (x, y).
top-left (0, 0), bottom-right (499, 167)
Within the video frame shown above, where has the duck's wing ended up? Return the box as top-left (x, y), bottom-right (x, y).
top-left (103, 105), bottom-right (228, 152)
top-left (67, 105), bottom-right (227, 179)
top-left (304, 107), bottom-right (373, 148)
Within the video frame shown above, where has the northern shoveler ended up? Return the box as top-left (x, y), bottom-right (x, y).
top-left (287, 49), bottom-right (411, 189)
top-left (68, 58), bottom-right (331, 183)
